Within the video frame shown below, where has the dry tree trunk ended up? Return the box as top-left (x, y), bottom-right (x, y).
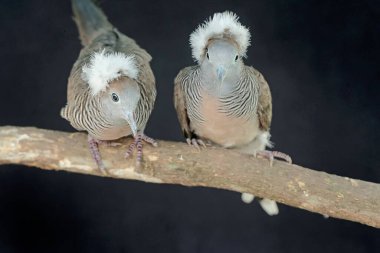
top-left (0, 126), bottom-right (379, 228)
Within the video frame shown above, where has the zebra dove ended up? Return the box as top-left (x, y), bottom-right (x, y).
top-left (174, 11), bottom-right (291, 215)
top-left (61, 0), bottom-right (156, 173)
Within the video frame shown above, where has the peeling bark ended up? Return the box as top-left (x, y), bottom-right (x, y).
top-left (0, 126), bottom-right (379, 228)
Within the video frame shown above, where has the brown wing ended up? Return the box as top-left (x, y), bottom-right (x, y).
top-left (248, 66), bottom-right (272, 131)
top-left (173, 66), bottom-right (197, 139)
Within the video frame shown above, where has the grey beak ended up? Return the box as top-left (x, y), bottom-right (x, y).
top-left (216, 66), bottom-right (226, 81)
top-left (125, 111), bottom-right (138, 137)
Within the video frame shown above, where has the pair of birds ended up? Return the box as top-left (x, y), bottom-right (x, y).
top-left (61, 0), bottom-right (291, 215)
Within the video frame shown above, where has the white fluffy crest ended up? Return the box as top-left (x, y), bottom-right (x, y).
top-left (82, 50), bottom-right (139, 96)
top-left (190, 11), bottom-right (251, 63)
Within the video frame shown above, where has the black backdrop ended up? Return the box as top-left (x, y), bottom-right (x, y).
top-left (0, 0), bottom-right (379, 252)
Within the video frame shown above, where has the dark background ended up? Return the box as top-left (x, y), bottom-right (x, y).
top-left (0, 0), bottom-right (379, 252)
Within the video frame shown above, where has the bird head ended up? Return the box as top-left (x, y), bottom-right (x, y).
top-left (101, 77), bottom-right (140, 137)
top-left (189, 11), bottom-right (251, 84)
top-left (82, 50), bottom-right (141, 136)
top-left (202, 39), bottom-right (241, 82)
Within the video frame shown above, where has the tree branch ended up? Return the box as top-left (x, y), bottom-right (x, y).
top-left (0, 126), bottom-right (379, 228)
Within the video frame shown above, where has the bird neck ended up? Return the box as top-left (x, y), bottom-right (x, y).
top-left (200, 64), bottom-right (243, 97)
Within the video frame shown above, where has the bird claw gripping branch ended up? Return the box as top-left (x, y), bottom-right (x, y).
top-left (255, 150), bottom-right (292, 167)
top-left (61, 0), bottom-right (156, 172)
top-left (186, 138), bottom-right (207, 150)
top-left (87, 135), bottom-right (107, 175)
top-left (125, 134), bottom-right (158, 165)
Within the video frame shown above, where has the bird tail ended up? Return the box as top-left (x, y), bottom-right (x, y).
top-left (72, 0), bottom-right (113, 46)
top-left (60, 105), bottom-right (69, 120)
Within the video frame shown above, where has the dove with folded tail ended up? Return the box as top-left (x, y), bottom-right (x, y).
top-left (61, 0), bottom-right (157, 173)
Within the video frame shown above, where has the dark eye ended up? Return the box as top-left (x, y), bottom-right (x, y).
top-left (235, 55), bottom-right (239, 61)
top-left (206, 52), bottom-right (209, 60)
top-left (111, 93), bottom-right (119, 102)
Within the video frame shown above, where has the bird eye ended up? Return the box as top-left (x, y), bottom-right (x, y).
top-left (235, 55), bottom-right (239, 61)
top-left (111, 93), bottom-right (119, 102)
top-left (206, 53), bottom-right (209, 60)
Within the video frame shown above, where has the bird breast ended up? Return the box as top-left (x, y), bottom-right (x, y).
top-left (191, 90), bottom-right (260, 148)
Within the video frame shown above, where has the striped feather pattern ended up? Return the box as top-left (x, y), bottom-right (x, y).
top-left (180, 67), bottom-right (205, 124)
top-left (61, 30), bottom-right (156, 140)
top-left (219, 67), bottom-right (259, 120)
top-left (176, 66), bottom-right (259, 126)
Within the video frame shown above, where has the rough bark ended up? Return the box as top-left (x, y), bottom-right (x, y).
top-left (0, 126), bottom-right (379, 228)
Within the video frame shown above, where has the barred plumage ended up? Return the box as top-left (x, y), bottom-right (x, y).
top-left (174, 11), bottom-right (291, 216)
top-left (174, 64), bottom-right (266, 148)
top-left (61, 32), bottom-right (155, 140)
top-left (219, 67), bottom-right (260, 120)
top-left (61, 0), bottom-right (156, 172)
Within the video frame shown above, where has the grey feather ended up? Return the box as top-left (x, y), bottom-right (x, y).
top-left (61, 0), bottom-right (156, 170)
top-left (174, 64), bottom-right (267, 148)
top-left (173, 13), bottom-right (290, 216)
top-left (72, 0), bottom-right (113, 46)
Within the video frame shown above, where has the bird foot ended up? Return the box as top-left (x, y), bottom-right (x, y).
top-left (186, 138), bottom-right (207, 150)
top-left (87, 135), bottom-right (107, 175)
top-left (141, 134), bottom-right (158, 147)
top-left (255, 150), bottom-right (292, 166)
top-left (125, 133), bottom-right (157, 165)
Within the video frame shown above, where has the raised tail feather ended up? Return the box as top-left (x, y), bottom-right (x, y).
top-left (72, 0), bottom-right (113, 46)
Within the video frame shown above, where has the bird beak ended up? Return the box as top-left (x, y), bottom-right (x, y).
top-left (125, 111), bottom-right (138, 137)
top-left (216, 66), bottom-right (226, 82)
